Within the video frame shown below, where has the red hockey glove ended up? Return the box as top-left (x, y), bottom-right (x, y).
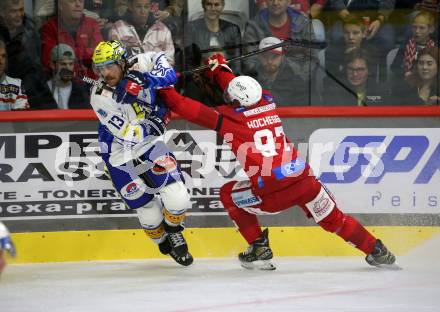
top-left (203, 53), bottom-right (232, 81)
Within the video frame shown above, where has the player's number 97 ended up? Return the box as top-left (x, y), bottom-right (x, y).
top-left (253, 126), bottom-right (290, 157)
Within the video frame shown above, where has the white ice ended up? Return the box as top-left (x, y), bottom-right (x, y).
top-left (1, 235), bottom-right (439, 312)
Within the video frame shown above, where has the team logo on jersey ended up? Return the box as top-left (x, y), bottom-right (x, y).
top-left (97, 108), bottom-right (107, 117)
top-left (125, 80), bottom-right (141, 96)
top-left (231, 188), bottom-right (262, 208)
top-left (152, 155), bottom-right (177, 174)
top-left (120, 181), bottom-right (144, 200)
top-left (305, 188), bottom-right (335, 222)
top-left (273, 158), bottom-right (306, 180)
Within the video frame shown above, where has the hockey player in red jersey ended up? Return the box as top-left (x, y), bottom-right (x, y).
top-left (158, 54), bottom-right (396, 270)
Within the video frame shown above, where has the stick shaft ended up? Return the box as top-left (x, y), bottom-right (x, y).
top-left (182, 39), bottom-right (327, 75)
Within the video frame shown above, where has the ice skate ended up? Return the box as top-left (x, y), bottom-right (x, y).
top-left (238, 228), bottom-right (276, 270)
top-left (366, 239), bottom-right (400, 270)
top-left (158, 234), bottom-right (193, 266)
top-left (160, 223), bottom-right (193, 266)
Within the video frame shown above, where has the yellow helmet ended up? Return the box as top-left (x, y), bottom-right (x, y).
top-left (92, 40), bottom-right (128, 66)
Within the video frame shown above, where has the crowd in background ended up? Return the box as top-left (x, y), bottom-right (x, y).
top-left (0, 0), bottom-right (439, 110)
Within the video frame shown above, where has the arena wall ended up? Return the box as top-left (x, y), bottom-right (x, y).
top-left (1, 107), bottom-right (439, 263)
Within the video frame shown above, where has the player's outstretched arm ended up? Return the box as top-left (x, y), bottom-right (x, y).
top-left (158, 88), bottom-right (220, 130)
top-left (133, 52), bottom-right (177, 88)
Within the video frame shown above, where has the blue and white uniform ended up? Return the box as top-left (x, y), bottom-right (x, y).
top-left (90, 52), bottom-right (189, 242)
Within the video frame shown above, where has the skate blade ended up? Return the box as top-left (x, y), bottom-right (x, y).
top-left (373, 263), bottom-right (402, 271)
top-left (240, 260), bottom-right (276, 271)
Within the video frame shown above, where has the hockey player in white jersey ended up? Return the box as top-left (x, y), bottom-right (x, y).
top-left (90, 40), bottom-right (192, 266)
top-left (0, 221), bottom-right (16, 275)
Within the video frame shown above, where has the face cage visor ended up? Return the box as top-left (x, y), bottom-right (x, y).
top-left (92, 59), bottom-right (124, 76)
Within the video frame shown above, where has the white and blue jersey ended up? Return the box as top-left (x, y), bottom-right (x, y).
top-left (90, 52), bottom-right (183, 209)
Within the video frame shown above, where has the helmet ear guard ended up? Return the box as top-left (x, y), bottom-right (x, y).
top-left (224, 76), bottom-right (263, 107)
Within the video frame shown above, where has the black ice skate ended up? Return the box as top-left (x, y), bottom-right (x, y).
top-left (161, 223), bottom-right (193, 267)
top-left (239, 228), bottom-right (276, 270)
top-left (366, 239), bottom-right (400, 269)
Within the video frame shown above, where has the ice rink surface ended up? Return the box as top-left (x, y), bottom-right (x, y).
top-left (1, 235), bottom-right (439, 312)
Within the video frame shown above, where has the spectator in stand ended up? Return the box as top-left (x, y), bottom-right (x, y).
top-left (149, 0), bottom-right (186, 49)
top-left (184, 0), bottom-right (242, 73)
top-left (0, 39), bottom-right (29, 111)
top-left (244, 0), bottom-right (318, 83)
top-left (325, 15), bottom-right (380, 82)
top-left (107, 0), bottom-right (175, 63)
top-left (150, 0), bottom-right (185, 21)
top-left (182, 0), bottom-right (242, 103)
top-left (326, 0), bottom-right (396, 80)
top-left (0, 0), bottom-right (49, 108)
top-left (41, 0), bottom-right (104, 79)
top-left (390, 10), bottom-right (436, 81)
top-left (254, 0), bottom-right (328, 42)
top-left (34, 0), bottom-right (56, 28)
top-left (107, 0), bottom-right (129, 22)
top-left (418, 0), bottom-right (440, 42)
top-left (32, 44), bottom-right (91, 109)
top-left (397, 1), bottom-right (440, 42)
top-left (246, 36), bottom-right (308, 106)
top-left (83, 0), bottom-right (110, 29)
top-left (182, 47), bottom-right (227, 107)
top-left (322, 50), bottom-right (389, 106)
top-left (392, 47), bottom-right (439, 105)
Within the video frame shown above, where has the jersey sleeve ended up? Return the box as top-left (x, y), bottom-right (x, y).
top-left (213, 66), bottom-right (236, 92)
top-left (132, 52), bottom-right (177, 88)
top-left (158, 88), bottom-right (222, 131)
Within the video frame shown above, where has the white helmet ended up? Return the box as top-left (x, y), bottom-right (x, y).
top-left (224, 76), bottom-right (262, 107)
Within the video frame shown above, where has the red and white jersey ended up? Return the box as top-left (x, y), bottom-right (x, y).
top-left (160, 70), bottom-right (308, 195)
top-left (0, 74), bottom-right (29, 111)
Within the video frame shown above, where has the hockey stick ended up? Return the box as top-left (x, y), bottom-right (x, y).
top-left (182, 38), bottom-right (328, 76)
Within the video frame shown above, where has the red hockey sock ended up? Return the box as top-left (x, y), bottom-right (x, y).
top-left (337, 215), bottom-right (377, 254)
top-left (227, 207), bottom-right (262, 244)
top-left (319, 209), bottom-right (377, 255)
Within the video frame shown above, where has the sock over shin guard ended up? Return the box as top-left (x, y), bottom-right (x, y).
top-left (226, 206), bottom-right (262, 244)
top-left (220, 181), bottom-right (263, 244)
top-left (319, 208), bottom-right (377, 254)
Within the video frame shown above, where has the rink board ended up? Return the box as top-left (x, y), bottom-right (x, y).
top-left (8, 226), bottom-right (440, 263)
top-left (2, 113), bottom-right (440, 264)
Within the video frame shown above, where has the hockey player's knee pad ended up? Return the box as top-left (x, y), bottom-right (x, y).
top-left (136, 198), bottom-right (164, 229)
top-left (304, 186), bottom-right (336, 224)
top-left (160, 181), bottom-right (189, 226)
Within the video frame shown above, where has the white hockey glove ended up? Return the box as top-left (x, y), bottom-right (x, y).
top-left (0, 223), bottom-right (16, 258)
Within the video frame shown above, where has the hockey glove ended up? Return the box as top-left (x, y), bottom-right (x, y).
top-left (153, 103), bottom-right (171, 125)
top-left (114, 70), bottom-right (149, 104)
top-left (204, 53), bottom-right (232, 80)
